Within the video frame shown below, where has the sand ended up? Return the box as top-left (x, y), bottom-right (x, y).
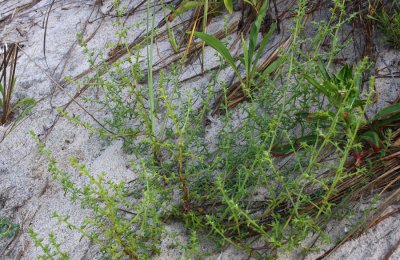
top-left (0, 0), bottom-right (399, 259)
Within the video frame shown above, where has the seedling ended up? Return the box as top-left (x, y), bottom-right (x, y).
top-left (193, 0), bottom-right (283, 93)
top-left (0, 216), bottom-right (19, 239)
top-left (373, 2), bottom-right (400, 48)
top-left (304, 60), bottom-right (400, 164)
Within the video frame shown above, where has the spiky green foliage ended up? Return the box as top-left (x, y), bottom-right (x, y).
top-left (28, 0), bottom-right (399, 259)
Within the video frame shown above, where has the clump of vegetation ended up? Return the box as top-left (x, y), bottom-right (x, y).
top-left (31, 131), bottom-right (166, 259)
top-left (29, 229), bottom-right (69, 259)
top-left (0, 216), bottom-right (19, 239)
top-left (374, 0), bottom-right (400, 48)
top-left (29, 0), bottom-right (400, 258)
top-left (0, 43), bottom-right (35, 126)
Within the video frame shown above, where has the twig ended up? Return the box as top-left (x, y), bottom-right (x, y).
top-left (383, 237), bottom-right (400, 260)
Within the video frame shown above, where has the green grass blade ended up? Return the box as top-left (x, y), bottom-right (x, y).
top-left (248, 0), bottom-right (270, 73)
top-left (254, 23), bottom-right (276, 67)
top-left (317, 59), bottom-right (331, 81)
top-left (161, 1), bottom-right (179, 52)
top-left (262, 56), bottom-right (284, 77)
top-left (304, 74), bottom-right (329, 97)
top-left (147, 0), bottom-right (156, 137)
top-left (193, 32), bottom-right (241, 80)
top-left (223, 0), bottom-right (233, 13)
top-left (173, 1), bottom-right (204, 17)
top-left (241, 34), bottom-right (249, 79)
top-left (373, 103), bottom-right (400, 121)
top-left (201, 0), bottom-right (208, 72)
top-left (12, 97), bottom-right (36, 110)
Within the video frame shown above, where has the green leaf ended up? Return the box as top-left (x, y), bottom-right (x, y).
top-left (337, 64), bottom-right (352, 83)
top-left (0, 217), bottom-right (19, 239)
top-left (241, 34), bottom-right (249, 77)
top-left (304, 74), bottom-right (329, 97)
top-left (317, 60), bottom-right (331, 82)
top-left (262, 56), bottom-right (284, 77)
top-left (248, 0), bottom-right (270, 72)
top-left (193, 32), bottom-right (241, 81)
top-left (254, 23), bottom-right (276, 65)
top-left (271, 143), bottom-right (294, 156)
top-left (271, 134), bottom-right (318, 156)
top-left (12, 97), bottom-right (36, 110)
top-left (223, 0), bottom-right (233, 13)
top-left (253, 0), bottom-right (270, 33)
top-left (373, 103), bottom-right (400, 121)
top-left (353, 68), bottom-right (362, 92)
top-left (252, 23), bottom-right (276, 80)
top-left (296, 134), bottom-right (319, 146)
top-left (360, 131), bottom-right (381, 152)
top-left (375, 114), bottom-right (400, 127)
top-left (352, 99), bottom-right (366, 108)
top-left (173, 1), bottom-right (204, 18)
top-left (167, 22), bottom-right (179, 52)
top-left (323, 81), bottom-right (338, 93)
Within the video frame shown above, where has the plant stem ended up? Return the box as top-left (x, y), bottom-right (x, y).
top-left (147, 0), bottom-right (156, 139)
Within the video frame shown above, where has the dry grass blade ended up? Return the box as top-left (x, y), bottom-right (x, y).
top-left (191, 120), bottom-right (399, 257)
top-left (383, 236), bottom-right (400, 260)
top-left (0, 0), bottom-right (42, 24)
top-left (315, 141), bottom-right (400, 258)
top-left (0, 43), bottom-right (19, 125)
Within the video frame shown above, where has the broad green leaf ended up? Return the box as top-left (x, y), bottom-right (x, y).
top-left (373, 103), bottom-right (400, 121)
top-left (223, 0), bottom-right (233, 13)
top-left (193, 32), bottom-right (241, 80)
top-left (374, 114), bottom-right (400, 127)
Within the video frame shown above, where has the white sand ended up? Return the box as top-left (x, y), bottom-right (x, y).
top-left (1, 0), bottom-right (399, 259)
